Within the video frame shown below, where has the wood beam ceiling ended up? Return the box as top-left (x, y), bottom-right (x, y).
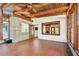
top-left (13, 3), bottom-right (49, 13)
top-left (2, 3), bottom-right (69, 21)
top-left (13, 3), bottom-right (68, 18)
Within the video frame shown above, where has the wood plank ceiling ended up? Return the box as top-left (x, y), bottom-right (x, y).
top-left (2, 3), bottom-right (70, 21)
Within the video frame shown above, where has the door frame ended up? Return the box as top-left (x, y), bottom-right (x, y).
top-left (29, 24), bottom-right (35, 39)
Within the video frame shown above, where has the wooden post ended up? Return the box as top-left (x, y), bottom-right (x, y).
top-left (73, 4), bottom-right (78, 50)
top-left (67, 13), bottom-right (71, 43)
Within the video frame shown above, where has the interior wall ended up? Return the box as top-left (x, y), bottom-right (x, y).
top-left (10, 16), bottom-right (32, 43)
top-left (33, 15), bottom-right (67, 42)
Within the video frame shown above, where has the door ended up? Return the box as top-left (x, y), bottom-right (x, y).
top-left (29, 25), bottom-right (34, 39)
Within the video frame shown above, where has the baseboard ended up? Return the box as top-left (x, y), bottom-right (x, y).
top-left (38, 38), bottom-right (67, 44)
top-left (67, 43), bottom-right (78, 56)
top-left (29, 37), bottom-right (36, 39)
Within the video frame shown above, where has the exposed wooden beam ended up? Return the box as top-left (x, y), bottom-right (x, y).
top-left (13, 5), bottom-right (27, 12)
top-left (14, 14), bottom-right (33, 22)
top-left (15, 11), bottom-right (30, 15)
top-left (32, 3), bottom-right (49, 8)
top-left (67, 3), bottom-right (73, 16)
top-left (13, 3), bottom-right (49, 13)
top-left (26, 4), bottom-right (37, 13)
top-left (32, 6), bottom-right (68, 17)
top-left (14, 12), bottom-right (35, 18)
top-left (24, 14), bottom-right (35, 18)
top-left (3, 3), bottom-right (11, 9)
top-left (34, 12), bottom-right (66, 18)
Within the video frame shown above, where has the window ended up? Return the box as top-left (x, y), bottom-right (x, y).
top-left (21, 23), bottom-right (29, 33)
top-left (42, 21), bottom-right (60, 35)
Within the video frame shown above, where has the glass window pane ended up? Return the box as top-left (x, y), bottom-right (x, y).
top-left (51, 27), bottom-right (55, 34)
top-left (55, 27), bottom-right (59, 34)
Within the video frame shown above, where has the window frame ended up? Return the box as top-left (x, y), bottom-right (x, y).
top-left (42, 21), bottom-right (60, 35)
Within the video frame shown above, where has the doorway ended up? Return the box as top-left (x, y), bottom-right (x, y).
top-left (3, 17), bottom-right (10, 42)
top-left (29, 25), bottom-right (35, 39)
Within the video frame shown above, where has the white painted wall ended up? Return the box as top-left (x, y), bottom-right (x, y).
top-left (10, 16), bottom-right (32, 43)
top-left (33, 15), bottom-right (67, 42)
